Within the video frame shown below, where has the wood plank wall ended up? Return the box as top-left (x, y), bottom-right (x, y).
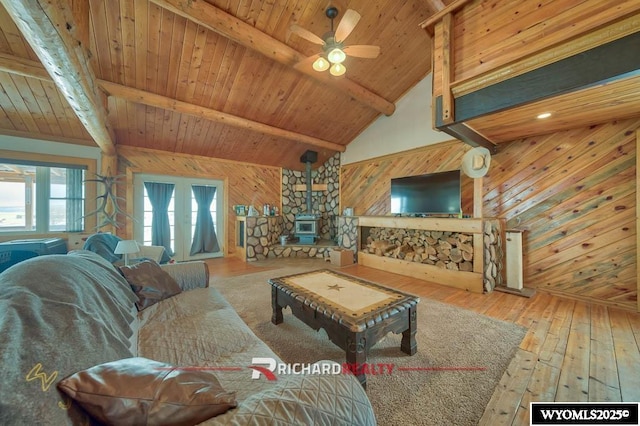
top-left (340, 140), bottom-right (474, 216)
top-left (116, 146), bottom-right (281, 255)
top-left (493, 118), bottom-right (638, 311)
top-left (341, 118), bottom-right (638, 310)
top-left (432, 0), bottom-right (640, 94)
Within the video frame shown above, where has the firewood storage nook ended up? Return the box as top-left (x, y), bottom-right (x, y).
top-left (354, 216), bottom-right (505, 294)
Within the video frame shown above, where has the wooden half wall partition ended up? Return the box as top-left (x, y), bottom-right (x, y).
top-left (115, 146), bottom-right (281, 257)
top-left (357, 215), bottom-right (487, 294)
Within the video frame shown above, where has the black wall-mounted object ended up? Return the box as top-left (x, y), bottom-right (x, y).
top-left (300, 150), bottom-right (318, 164)
top-left (390, 170), bottom-right (462, 215)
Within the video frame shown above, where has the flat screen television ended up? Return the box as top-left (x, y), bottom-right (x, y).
top-left (390, 170), bottom-right (461, 215)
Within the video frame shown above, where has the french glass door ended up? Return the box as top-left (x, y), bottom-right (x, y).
top-left (133, 174), bottom-right (224, 261)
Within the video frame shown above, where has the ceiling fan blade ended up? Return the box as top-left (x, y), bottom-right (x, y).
top-left (334, 9), bottom-right (361, 42)
top-left (343, 45), bottom-right (380, 59)
top-left (289, 24), bottom-right (325, 45)
top-left (293, 53), bottom-right (322, 71)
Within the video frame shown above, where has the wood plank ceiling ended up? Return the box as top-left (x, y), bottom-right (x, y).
top-left (0, 0), bottom-right (445, 170)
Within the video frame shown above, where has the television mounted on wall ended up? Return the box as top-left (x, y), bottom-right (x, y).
top-left (390, 170), bottom-right (461, 215)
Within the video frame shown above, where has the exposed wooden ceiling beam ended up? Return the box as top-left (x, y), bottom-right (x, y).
top-left (0, 0), bottom-right (116, 156)
top-left (0, 52), bottom-right (342, 152)
top-left (98, 80), bottom-right (346, 153)
top-left (149, 0), bottom-right (396, 116)
top-left (426, 0), bottom-right (447, 12)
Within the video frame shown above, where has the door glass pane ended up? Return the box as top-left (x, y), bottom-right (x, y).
top-left (168, 196), bottom-right (175, 253)
top-left (191, 196), bottom-right (197, 240)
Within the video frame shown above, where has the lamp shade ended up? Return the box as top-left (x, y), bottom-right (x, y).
top-left (114, 240), bottom-right (140, 255)
top-left (312, 56), bottom-right (330, 72)
top-left (327, 48), bottom-right (346, 64)
top-left (329, 63), bottom-right (346, 76)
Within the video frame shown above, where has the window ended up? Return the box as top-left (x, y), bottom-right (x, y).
top-left (0, 161), bottom-right (86, 233)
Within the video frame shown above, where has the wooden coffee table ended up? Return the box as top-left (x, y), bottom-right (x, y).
top-left (269, 269), bottom-right (419, 388)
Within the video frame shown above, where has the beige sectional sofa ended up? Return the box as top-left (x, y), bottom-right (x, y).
top-left (0, 250), bottom-right (374, 425)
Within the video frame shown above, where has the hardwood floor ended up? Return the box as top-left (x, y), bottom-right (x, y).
top-left (204, 256), bottom-right (640, 424)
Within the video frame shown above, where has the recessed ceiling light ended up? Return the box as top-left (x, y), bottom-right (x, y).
top-left (537, 112), bottom-right (552, 119)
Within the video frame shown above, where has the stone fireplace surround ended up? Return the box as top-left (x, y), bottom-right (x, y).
top-left (238, 154), bottom-right (342, 261)
top-left (281, 153), bottom-right (340, 242)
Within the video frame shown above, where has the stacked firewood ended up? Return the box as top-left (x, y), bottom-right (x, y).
top-left (365, 228), bottom-right (474, 271)
top-left (483, 219), bottom-right (504, 291)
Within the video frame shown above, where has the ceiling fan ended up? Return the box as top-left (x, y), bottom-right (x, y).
top-left (290, 7), bottom-right (380, 77)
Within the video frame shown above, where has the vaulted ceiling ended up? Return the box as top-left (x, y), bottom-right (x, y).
top-left (0, 0), bottom-right (450, 170)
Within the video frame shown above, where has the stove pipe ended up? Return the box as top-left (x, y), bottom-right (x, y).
top-left (299, 150), bottom-right (318, 214)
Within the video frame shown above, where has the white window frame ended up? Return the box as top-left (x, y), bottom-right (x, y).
top-left (0, 159), bottom-right (90, 236)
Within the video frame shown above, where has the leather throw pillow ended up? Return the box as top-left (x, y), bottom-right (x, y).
top-left (57, 357), bottom-right (237, 426)
top-left (120, 260), bottom-right (182, 310)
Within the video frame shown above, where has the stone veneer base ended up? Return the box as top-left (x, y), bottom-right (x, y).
top-left (248, 244), bottom-right (337, 261)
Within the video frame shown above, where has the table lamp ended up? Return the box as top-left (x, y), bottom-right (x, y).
top-left (114, 240), bottom-right (140, 266)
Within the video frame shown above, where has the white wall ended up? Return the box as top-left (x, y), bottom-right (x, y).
top-left (341, 74), bottom-right (450, 165)
top-left (0, 135), bottom-right (101, 165)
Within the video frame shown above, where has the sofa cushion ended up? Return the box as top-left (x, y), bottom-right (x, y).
top-left (58, 357), bottom-right (237, 426)
top-left (209, 362), bottom-right (375, 425)
top-left (0, 250), bottom-right (137, 425)
top-left (120, 260), bottom-right (182, 310)
top-left (137, 286), bottom-right (283, 401)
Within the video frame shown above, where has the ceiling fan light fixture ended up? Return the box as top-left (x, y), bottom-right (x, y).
top-left (330, 63), bottom-right (346, 76)
top-left (291, 7), bottom-right (378, 77)
top-left (312, 56), bottom-right (330, 72)
top-left (327, 47), bottom-right (346, 64)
